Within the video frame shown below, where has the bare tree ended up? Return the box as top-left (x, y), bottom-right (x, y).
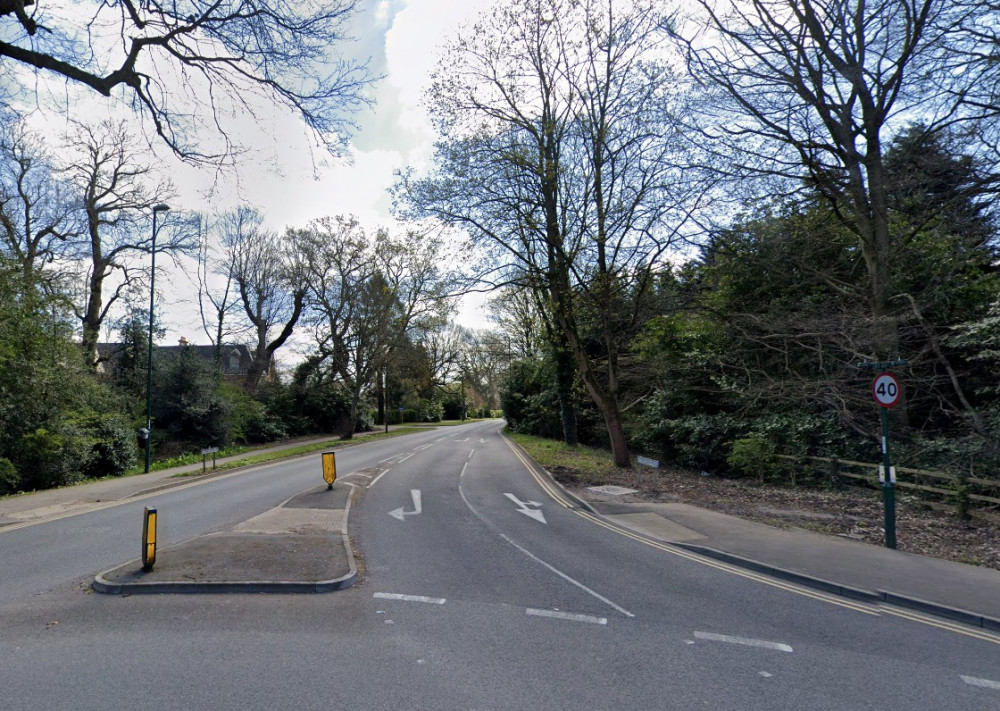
top-left (192, 212), bottom-right (246, 360)
top-left (0, 117), bottom-right (80, 292)
top-left (294, 217), bottom-right (455, 438)
top-left (668, 0), bottom-right (979, 359)
top-left (402, 0), bottom-right (691, 466)
top-left (0, 1), bottom-right (371, 162)
top-left (223, 206), bottom-right (306, 390)
top-left (61, 119), bottom-right (188, 368)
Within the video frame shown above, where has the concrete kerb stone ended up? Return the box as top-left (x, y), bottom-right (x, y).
top-left (92, 482), bottom-right (359, 595)
top-left (502, 434), bottom-right (1000, 632)
top-left (673, 542), bottom-right (1000, 631)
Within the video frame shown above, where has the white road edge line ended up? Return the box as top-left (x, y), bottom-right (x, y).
top-left (368, 468), bottom-right (390, 489)
top-left (526, 608), bottom-right (607, 625)
top-left (694, 631), bottom-right (793, 653)
top-left (961, 675), bottom-right (1000, 690)
top-left (498, 532), bottom-right (635, 619)
top-left (373, 593), bottom-right (446, 605)
top-left (460, 462), bottom-right (469, 478)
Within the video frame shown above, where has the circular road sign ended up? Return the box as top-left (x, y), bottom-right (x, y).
top-left (872, 372), bottom-right (902, 408)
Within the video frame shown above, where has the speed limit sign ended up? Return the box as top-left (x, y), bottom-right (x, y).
top-left (872, 373), bottom-right (901, 408)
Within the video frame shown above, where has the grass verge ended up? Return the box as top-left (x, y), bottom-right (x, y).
top-left (507, 432), bottom-right (625, 485)
top-left (170, 428), bottom-right (425, 477)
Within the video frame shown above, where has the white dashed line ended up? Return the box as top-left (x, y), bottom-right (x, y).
top-left (961, 675), bottom-right (1000, 690)
top-left (526, 608), bottom-right (607, 625)
top-left (373, 593), bottom-right (447, 605)
top-left (693, 631), bottom-right (793, 653)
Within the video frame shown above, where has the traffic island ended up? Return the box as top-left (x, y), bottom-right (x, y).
top-left (93, 483), bottom-right (358, 594)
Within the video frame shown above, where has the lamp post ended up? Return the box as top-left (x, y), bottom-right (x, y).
top-left (145, 203), bottom-right (170, 473)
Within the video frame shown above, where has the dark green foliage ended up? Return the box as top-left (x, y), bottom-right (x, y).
top-left (83, 414), bottom-right (138, 480)
top-left (0, 457), bottom-right (17, 495)
top-left (154, 346), bottom-right (231, 448)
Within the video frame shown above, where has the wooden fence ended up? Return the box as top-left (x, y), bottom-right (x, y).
top-left (774, 454), bottom-right (1000, 520)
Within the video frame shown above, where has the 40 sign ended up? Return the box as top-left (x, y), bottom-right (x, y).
top-left (872, 373), bottom-right (902, 408)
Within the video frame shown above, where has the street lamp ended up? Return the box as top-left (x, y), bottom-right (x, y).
top-left (145, 203), bottom-right (170, 473)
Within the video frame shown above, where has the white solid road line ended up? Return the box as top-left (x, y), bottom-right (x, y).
top-left (693, 631), bottom-right (793, 653)
top-left (960, 675), bottom-right (1000, 690)
top-left (456, 481), bottom-right (634, 618)
top-left (526, 608), bottom-right (607, 625)
top-left (498, 533), bottom-right (635, 618)
top-left (373, 592), bottom-right (447, 605)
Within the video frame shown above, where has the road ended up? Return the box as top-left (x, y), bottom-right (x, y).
top-left (1, 421), bottom-right (998, 710)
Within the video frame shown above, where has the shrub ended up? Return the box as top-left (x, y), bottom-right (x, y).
top-left (727, 435), bottom-right (776, 483)
top-left (0, 457), bottom-right (18, 495)
top-left (85, 415), bottom-right (137, 479)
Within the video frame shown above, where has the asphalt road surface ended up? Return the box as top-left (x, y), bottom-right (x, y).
top-left (1, 421), bottom-right (999, 710)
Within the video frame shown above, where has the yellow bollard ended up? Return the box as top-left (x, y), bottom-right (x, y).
top-left (142, 507), bottom-right (157, 571)
top-left (322, 451), bottom-right (337, 489)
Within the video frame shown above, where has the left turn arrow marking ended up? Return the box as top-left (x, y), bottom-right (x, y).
top-left (389, 489), bottom-right (422, 521)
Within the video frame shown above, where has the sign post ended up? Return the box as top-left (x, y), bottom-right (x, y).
top-left (871, 372), bottom-right (901, 549)
top-left (142, 507), bottom-right (157, 571)
top-left (322, 451), bottom-right (337, 490)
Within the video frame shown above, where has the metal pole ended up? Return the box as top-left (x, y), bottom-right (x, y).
top-left (880, 407), bottom-right (897, 549)
top-left (145, 204), bottom-right (169, 473)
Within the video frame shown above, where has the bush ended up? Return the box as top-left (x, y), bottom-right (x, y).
top-left (84, 415), bottom-right (137, 479)
top-left (17, 426), bottom-right (95, 490)
top-left (415, 398), bottom-right (443, 422)
top-left (636, 412), bottom-right (743, 471)
top-left (727, 435), bottom-right (776, 483)
top-left (0, 457), bottom-right (18, 495)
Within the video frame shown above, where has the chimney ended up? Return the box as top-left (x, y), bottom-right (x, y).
top-left (178, 337), bottom-right (189, 346)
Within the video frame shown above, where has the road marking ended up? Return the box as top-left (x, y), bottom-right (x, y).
top-left (504, 493), bottom-right (546, 524)
top-left (693, 631), bottom-right (793, 653)
top-left (398, 453), bottom-right (415, 463)
top-left (881, 607), bottom-right (1000, 645)
top-left (468, 450), bottom-right (475, 460)
top-left (526, 608), bottom-right (607, 625)
top-left (416, 444), bottom-right (434, 452)
top-left (389, 489), bottom-right (422, 521)
top-left (374, 593), bottom-right (446, 605)
top-left (368, 468), bottom-right (390, 489)
top-left (575, 509), bottom-right (882, 618)
top-left (961, 675), bottom-right (1000, 690)
top-left (456, 474), bottom-right (633, 619)
top-left (498, 533), bottom-right (634, 618)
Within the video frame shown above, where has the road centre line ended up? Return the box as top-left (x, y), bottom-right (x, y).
top-left (454, 481), bottom-right (633, 618)
top-left (694, 631), bottom-right (793, 653)
top-left (961, 675), bottom-right (1000, 690)
top-left (374, 592), bottom-right (446, 605)
top-left (498, 532), bottom-right (635, 618)
top-left (501, 431), bottom-right (1000, 646)
top-left (526, 608), bottom-right (607, 625)
top-left (501, 430), bottom-right (887, 619)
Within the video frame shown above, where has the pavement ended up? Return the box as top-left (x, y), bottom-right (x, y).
top-left (2, 431), bottom-right (1000, 632)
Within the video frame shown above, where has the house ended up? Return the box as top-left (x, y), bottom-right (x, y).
top-left (95, 338), bottom-right (262, 382)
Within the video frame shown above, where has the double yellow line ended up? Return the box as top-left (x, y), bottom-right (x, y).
top-left (502, 433), bottom-right (1000, 646)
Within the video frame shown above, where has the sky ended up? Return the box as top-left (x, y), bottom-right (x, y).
top-left (149, 0), bottom-right (494, 345)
